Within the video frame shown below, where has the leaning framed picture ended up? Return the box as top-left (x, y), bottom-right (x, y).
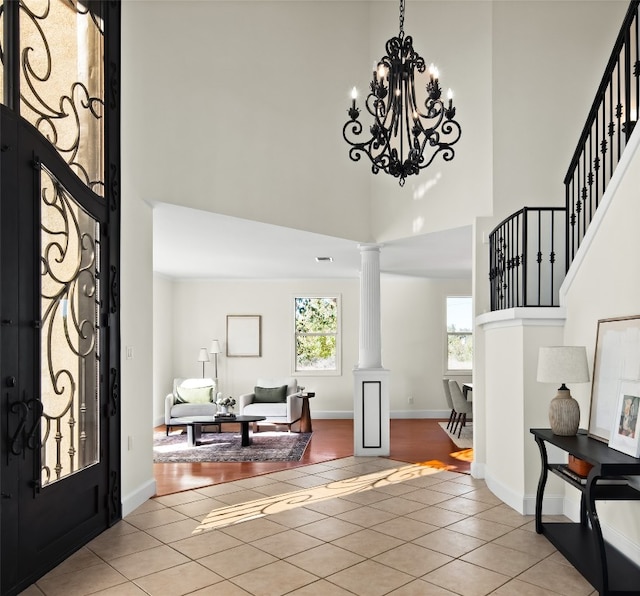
top-left (588, 315), bottom-right (640, 442)
top-left (226, 315), bottom-right (262, 357)
top-left (608, 388), bottom-right (640, 457)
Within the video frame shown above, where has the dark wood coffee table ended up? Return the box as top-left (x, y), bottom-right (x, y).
top-left (173, 415), bottom-right (266, 447)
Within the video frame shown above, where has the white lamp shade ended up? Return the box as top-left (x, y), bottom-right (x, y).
top-left (209, 340), bottom-right (222, 354)
top-left (197, 348), bottom-right (210, 363)
top-left (537, 346), bottom-right (590, 383)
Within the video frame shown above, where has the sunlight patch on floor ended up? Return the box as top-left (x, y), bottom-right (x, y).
top-left (194, 461), bottom-right (449, 534)
top-left (451, 448), bottom-right (474, 462)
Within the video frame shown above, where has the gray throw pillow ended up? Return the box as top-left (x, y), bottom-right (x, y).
top-left (254, 385), bottom-right (288, 403)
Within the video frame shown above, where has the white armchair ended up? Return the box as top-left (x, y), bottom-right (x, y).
top-left (165, 377), bottom-right (222, 434)
top-left (239, 377), bottom-right (302, 432)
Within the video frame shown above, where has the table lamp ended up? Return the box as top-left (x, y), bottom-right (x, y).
top-left (537, 346), bottom-right (590, 436)
top-left (197, 347), bottom-right (209, 378)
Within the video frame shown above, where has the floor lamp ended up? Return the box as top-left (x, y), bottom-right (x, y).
top-left (209, 340), bottom-right (221, 379)
top-left (197, 348), bottom-right (209, 378)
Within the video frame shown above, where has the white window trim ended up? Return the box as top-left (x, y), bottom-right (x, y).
top-left (445, 295), bottom-right (473, 375)
top-left (292, 294), bottom-right (342, 377)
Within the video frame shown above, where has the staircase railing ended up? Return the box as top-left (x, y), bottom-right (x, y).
top-left (565, 0), bottom-right (640, 268)
top-left (489, 208), bottom-right (566, 310)
top-left (489, 1), bottom-right (639, 311)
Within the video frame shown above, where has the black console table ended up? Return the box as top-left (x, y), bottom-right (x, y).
top-left (531, 428), bottom-right (640, 595)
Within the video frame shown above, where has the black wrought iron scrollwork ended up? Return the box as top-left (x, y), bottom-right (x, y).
top-left (9, 0), bottom-right (105, 195)
top-left (108, 469), bottom-right (121, 522)
top-left (110, 264), bottom-right (119, 313)
top-left (40, 165), bottom-right (100, 485)
top-left (109, 162), bottom-right (119, 213)
top-left (8, 394), bottom-right (43, 457)
top-left (9, 401), bottom-right (30, 456)
top-left (109, 367), bottom-right (119, 417)
top-left (26, 399), bottom-right (43, 451)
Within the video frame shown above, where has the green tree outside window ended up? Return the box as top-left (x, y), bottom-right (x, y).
top-left (447, 296), bottom-right (473, 370)
top-left (295, 297), bottom-right (338, 371)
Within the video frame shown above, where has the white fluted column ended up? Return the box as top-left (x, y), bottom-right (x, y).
top-left (358, 244), bottom-right (382, 368)
top-left (353, 243), bottom-right (390, 456)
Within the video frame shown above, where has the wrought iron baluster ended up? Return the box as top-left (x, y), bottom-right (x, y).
top-left (518, 211), bottom-right (523, 307)
top-left (550, 210), bottom-right (556, 306)
top-left (562, 2), bottom-right (640, 270)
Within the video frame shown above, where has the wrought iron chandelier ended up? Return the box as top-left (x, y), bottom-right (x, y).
top-left (342, 0), bottom-right (462, 187)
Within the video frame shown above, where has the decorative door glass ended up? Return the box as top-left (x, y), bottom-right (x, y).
top-left (40, 164), bottom-right (100, 486)
top-left (17, 0), bottom-right (105, 195)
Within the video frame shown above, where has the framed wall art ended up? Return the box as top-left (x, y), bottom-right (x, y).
top-left (588, 315), bottom-right (640, 442)
top-left (608, 388), bottom-right (640, 457)
top-left (226, 315), bottom-right (262, 357)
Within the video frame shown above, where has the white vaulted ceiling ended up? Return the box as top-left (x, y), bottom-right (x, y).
top-left (152, 202), bottom-right (472, 281)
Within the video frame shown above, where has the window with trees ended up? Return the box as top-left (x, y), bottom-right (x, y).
top-left (294, 296), bottom-right (340, 374)
top-left (447, 296), bottom-right (473, 371)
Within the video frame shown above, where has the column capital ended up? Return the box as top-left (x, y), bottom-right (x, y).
top-left (358, 243), bottom-right (384, 253)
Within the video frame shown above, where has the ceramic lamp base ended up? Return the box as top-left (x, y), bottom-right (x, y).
top-left (549, 388), bottom-right (580, 436)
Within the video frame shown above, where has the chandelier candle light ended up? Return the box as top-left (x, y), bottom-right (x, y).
top-left (343, 0), bottom-right (461, 187)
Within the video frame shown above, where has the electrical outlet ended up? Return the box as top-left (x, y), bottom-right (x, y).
top-left (128, 436), bottom-right (134, 451)
top-left (126, 346), bottom-right (134, 360)
top-left (408, 396), bottom-right (414, 404)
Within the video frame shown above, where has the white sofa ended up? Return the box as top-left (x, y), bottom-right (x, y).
top-left (165, 377), bottom-right (222, 434)
top-left (238, 377), bottom-right (302, 431)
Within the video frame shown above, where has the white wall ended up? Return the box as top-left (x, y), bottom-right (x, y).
top-left (491, 0), bottom-right (627, 221)
top-left (124, 0), bottom-right (372, 242)
top-left (123, 0), bottom-right (494, 245)
top-left (369, 1), bottom-right (494, 242)
top-left (120, 190), bottom-right (156, 515)
top-left (155, 275), bottom-right (471, 423)
top-left (153, 275), bottom-right (174, 423)
top-left (471, 0), bottom-right (628, 488)
top-left (120, 0), bottom-right (631, 526)
top-left (561, 129), bottom-right (640, 564)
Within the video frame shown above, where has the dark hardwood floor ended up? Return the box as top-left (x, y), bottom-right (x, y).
top-left (153, 419), bottom-right (472, 496)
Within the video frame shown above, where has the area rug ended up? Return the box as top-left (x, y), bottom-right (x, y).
top-left (438, 421), bottom-right (473, 449)
top-left (153, 430), bottom-right (312, 463)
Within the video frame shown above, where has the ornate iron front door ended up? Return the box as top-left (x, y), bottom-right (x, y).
top-left (0, 2), bottom-right (121, 593)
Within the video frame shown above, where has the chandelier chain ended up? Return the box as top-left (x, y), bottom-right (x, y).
top-left (399, 0), bottom-right (405, 37)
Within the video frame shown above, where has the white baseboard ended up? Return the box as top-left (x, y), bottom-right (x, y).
top-left (602, 521), bottom-right (640, 567)
top-left (521, 494), bottom-right (564, 520)
top-left (391, 410), bottom-right (450, 419)
top-left (157, 412), bottom-right (450, 424)
top-left (312, 410), bottom-right (449, 420)
top-left (122, 478), bottom-right (156, 517)
top-left (312, 411), bottom-right (353, 419)
top-left (470, 461), bottom-right (485, 479)
top-left (484, 468), bottom-right (564, 516)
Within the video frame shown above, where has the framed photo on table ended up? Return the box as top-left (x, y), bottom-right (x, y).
top-left (588, 315), bottom-right (640, 442)
top-left (608, 389), bottom-right (640, 457)
top-left (226, 315), bottom-right (262, 357)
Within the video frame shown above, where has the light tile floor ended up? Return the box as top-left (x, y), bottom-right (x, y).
top-left (21, 457), bottom-right (597, 596)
